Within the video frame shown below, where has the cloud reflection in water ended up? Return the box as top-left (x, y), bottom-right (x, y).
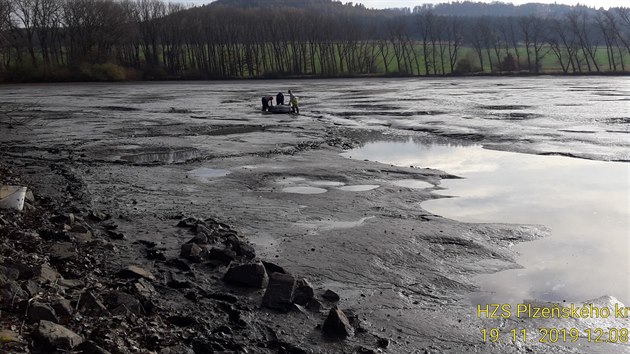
top-left (343, 139), bottom-right (630, 305)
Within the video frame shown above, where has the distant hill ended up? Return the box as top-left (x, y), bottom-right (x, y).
top-left (209, 0), bottom-right (602, 18)
top-left (209, 0), bottom-right (371, 13)
top-left (420, 1), bottom-right (599, 17)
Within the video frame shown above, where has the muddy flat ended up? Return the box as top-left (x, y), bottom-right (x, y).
top-left (1, 77), bottom-right (628, 353)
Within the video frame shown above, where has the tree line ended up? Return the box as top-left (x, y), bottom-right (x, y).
top-left (1, 0), bottom-right (629, 82)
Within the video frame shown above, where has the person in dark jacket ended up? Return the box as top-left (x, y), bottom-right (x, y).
top-left (261, 96), bottom-right (273, 111)
top-left (276, 92), bottom-right (285, 105)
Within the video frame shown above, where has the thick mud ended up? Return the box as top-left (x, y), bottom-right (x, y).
top-left (1, 77), bottom-right (628, 353)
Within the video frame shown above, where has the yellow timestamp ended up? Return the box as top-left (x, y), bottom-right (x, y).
top-left (481, 327), bottom-right (630, 343)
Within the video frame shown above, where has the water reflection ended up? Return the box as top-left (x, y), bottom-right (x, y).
top-left (189, 168), bottom-right (231, 180)
top-left (282, 186), bottom-right (328, 194)
top-left (390, 179), bottom-right (434, 189)
top-left (338, 185), bottom-right (379, 192)
top-left (343, 139), bottom-right (630, 305)
top-left (121, 149), bottom-right (201, 164)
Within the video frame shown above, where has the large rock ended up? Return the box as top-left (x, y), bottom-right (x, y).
top-left (177, 217), bottom-right (201, 228)
top-left (166, 272), bottom-right (192, 289)
top-left (322, 307), bottom-right (354, 338)
top-left (205, 247), bottom-right (236, 264)
top-left (28, 302), bottom-right (59, 323)
top-left (293, 278), bottom-right (314, 305)
top-left (0, 280), bottom-right (27, 304)
top-left (262, 261), bottom-right (286, 275)
top-left (224, 235), bottom-right (255, 259)
top-left (306, 298), bottom-right (323, 312)
top-left (223, 262), bottom-right (268, 288)
top-left (78, 291), bottom-right (109, 316)
top-left (117, 265), bottom-right (155, 280)
top-left (22, 280), bottom-right (41, 297)
top-left (194, 223), bottom-right (212, 236)
top-left (6, 262), bottom-right (36, 280)
top-left (58, 278), bottom-right (84, 289)
top-left (323, 289), bottom-right (340, 302)
top-left (180, 243), bottom-right (203, 262)
top-left (133, 278), bottom-right (155, 301)
top-left (261, 273), bottom-right (296, 312)
top-left (52, 298), bottom-right (74, 320)
top-left (35, 264), bottom-right (60, 284)
top-left (105, 291), bottom-right (144, 316)
top-left (68, 223), bottom-right (93, 243)
top-left (49, 243), bottom-right (77, 262)
top-left (188, 233), bottom-right (208, 245)
top-left (35, 320), bottom-right (84, 350)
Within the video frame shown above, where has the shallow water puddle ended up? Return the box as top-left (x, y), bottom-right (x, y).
top-left (282, 186), bottom-right (328, 194)
top-left (189, 168), bottom-right (230, 180)
top-left (276, 177), bottom-right (345, 194)
top-left (297, 216), bottom-right (376, 231)
top-left (343, 139), bottom-right (629, 305)
top-left (390, 179), bottom-right (433, 189)
top-left (310, 181), bottom-right (345, 187)
top-left (338, 185), bottom-right (379, 192)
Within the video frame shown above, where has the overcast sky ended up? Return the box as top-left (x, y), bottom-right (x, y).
top-left (357, 0), bottom-right (625, 9)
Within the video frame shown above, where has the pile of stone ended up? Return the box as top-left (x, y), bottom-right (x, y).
top-left (175, 216), bottom-right (356, 339)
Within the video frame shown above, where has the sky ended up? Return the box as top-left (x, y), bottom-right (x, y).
top-left (357, 0), bottom-right (626, 9)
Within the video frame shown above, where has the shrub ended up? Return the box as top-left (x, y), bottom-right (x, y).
top-left (455, 57), bottom-right (473, 74)
top-left (500, 53), bottom-right (518, 72)
top-left (78, 62), bottom-right (127, 81)
top-left (453, 51), bottom-right (482, 74)
top-left (95, 62), bottom-right (126, 81)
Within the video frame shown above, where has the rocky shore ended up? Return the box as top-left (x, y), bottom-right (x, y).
top-left (0, 160), bottom-right (394, 354)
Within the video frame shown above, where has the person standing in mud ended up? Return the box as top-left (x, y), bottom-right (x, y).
top-left (276, 92), bottom-right (284, 105)
top-left (288, 90), bottom-right (299, 114)
top-left (261, 96), bottom-right (273, 111)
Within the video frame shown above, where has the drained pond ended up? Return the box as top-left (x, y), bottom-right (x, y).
top-left (1, 76), bottom-right (629, 353)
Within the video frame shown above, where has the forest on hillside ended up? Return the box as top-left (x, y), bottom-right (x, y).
top-left (0, 0), bottom-right (629, 82)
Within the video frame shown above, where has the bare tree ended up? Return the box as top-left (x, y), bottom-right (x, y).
top-left (445, 16), bottom-right (463, 73)
top-left (469, 18), bottom-right (485, 71)
top-left (0, 0), bottom-right (13, 71)
top-left (136, 0), bottom-right (165, 67)
top-left (416, 10), bottom-right (434, 75)
top-left (387, 18), bottom-right (413, 75)
top-left (521, 16), bottom-right (550, 73)
top-left (567, 10), bottom-right (600, 72)
top-left (478, 17), bottom-right (497, 72)
top-left (33, 0), bottom-right (61, 70)
top-left (548, 17), bottom-right (578, 73)
top-left (12, 0), bottom-right (39, 66)
top-left (375, 22), bottom-right (393, 73)
top-left (597, 9), bottom-right (626, 71)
